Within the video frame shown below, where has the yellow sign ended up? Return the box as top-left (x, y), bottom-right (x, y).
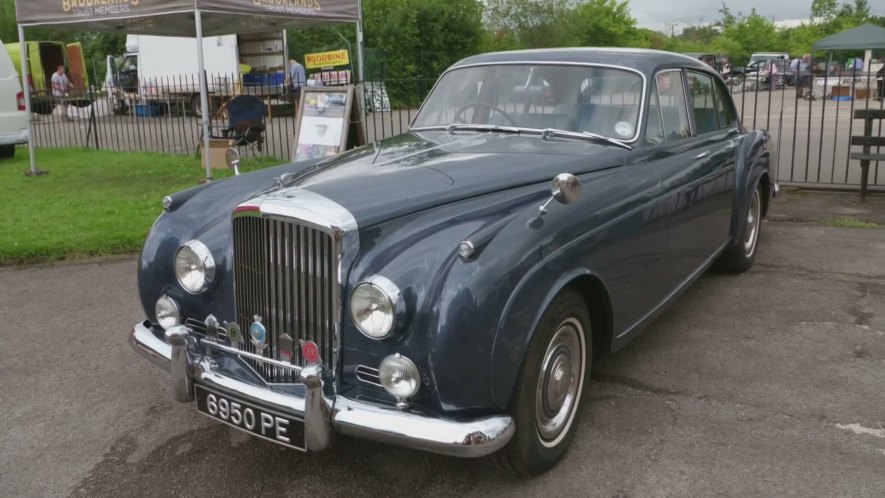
top-left (305, 50), bottom-right (350, 70)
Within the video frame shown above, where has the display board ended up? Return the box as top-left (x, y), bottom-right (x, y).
top-left (292, 86), bottom-right (354, 161)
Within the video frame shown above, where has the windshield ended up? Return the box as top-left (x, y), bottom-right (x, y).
top-left (412, 64), bottom-right (645, 142)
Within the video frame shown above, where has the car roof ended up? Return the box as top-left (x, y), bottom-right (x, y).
top-left (451, 48), bottom-right (712, 75)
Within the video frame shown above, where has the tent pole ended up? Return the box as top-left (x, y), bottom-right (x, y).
top-left (355, 1), bottom-right (367, 141)
top-left (195, 9), bottom-right (212, 180)
top-left (18, 24), bottom-right (40, 177)
top-left (282, 29), bottom-right (290, 85)
top-left (356, 2), bottom-right (365, 84)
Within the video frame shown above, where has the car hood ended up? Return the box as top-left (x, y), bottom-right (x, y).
top-left (264, 131), bottom-right (627, 228)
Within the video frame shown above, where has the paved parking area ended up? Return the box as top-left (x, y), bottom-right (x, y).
top-left (1, 218), bottom-right (884, 497)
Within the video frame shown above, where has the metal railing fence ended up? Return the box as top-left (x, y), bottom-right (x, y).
top-left (23, 67), bottom-right (885, 191)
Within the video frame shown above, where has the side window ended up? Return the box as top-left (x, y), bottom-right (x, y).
top-left (686, 71), bottom-right (719, 134)
top-left (712, 78), bottom-right (738, 129)
top-left (645, 70), bottom-right (690, 144)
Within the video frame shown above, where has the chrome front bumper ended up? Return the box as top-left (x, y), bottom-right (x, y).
top-left (129, 321), bottom-right (515, 458)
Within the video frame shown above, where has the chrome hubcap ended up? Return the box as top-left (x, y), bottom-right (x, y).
top-left (535, 318), bottom-right (586, 447)
top-left (743, 189), bottom-right (761, 257)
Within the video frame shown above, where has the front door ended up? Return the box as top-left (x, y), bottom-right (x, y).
top-left (664, 70), bottom-right (738, 278)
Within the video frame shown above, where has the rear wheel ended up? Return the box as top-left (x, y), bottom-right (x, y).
top-left (490, 288), bottom-right (591, 476)
top-left (0, 145), bottom-right (15, 160)
top-left (715, 183), bottom-right (763, 273)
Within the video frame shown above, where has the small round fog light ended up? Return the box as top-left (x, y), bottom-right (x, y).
top-left (379, 354), bottom-right (420, 408)
top-left (155, 295), bottom-right (181, 330)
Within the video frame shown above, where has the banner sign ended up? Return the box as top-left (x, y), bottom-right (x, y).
top-left (15, 0), bottom-right (360, 27)
top-left (15, 0), bottom-right (192, 25)
top-left (305, 49), bottom-right (350, 70)
top-left (197, 0), bottom-right (359, 21)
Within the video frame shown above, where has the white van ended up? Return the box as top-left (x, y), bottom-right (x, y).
top-left (748, 52), bottom-right (790, 65)
top-left (0, 38), bottom-right (29, 160)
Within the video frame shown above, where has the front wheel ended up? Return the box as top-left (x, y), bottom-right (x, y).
top-left (714, 183), bottom-right (763, 273)
top-left (490, 288), bottom-right (591, 476)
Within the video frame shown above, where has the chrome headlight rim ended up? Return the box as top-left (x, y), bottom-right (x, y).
top-left (175, 240), bottom-right (216, 294)
top-left (155, 294), bottom-right (181, 330)
top-left (350, 275), bottom-right (405, 340)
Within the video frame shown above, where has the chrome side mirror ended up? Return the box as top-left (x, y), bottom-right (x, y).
top-left (225, 148), bottom-right (241, 176)
top-left (539, 173), bottom-right (582, 215)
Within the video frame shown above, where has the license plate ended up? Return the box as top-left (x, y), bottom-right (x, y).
top-left (194, 385), bottom-right (305, 451)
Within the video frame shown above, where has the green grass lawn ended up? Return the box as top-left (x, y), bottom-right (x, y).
top-left (0, 148), bottom-right (279, 266)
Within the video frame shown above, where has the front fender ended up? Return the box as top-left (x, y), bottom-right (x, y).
top-left (491, 266), bottom-right (607, 408)
top-left (342, 184), bottom-right (549, 413)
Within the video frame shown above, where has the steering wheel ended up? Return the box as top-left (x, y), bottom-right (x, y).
top-left (453, 103), bottom-right (518, 127)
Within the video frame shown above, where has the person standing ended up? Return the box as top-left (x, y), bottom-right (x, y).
top-left (51, 65), bottom-right (73, 120)
top-left (768, 60), bottom-right (780, 88)
top-left (289, 59), bottom-right (306, 102)
top-left (796, 54), bottom-right (811, 99)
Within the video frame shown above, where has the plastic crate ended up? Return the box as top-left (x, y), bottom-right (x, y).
top-left (135, 102), bottom-right (163, 117)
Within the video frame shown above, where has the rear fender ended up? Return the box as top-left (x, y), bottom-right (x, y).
top-left (729, 130), bottom-right (770, 244)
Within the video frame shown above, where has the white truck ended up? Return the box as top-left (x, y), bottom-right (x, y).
top-left (106, 32), bottom-right (287, 116)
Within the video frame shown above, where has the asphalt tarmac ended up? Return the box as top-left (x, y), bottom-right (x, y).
top-left (1, 220), bottom-right (884, 497)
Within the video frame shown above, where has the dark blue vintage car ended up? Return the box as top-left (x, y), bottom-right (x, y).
top-left (131, 48), bottom-right (773, 476)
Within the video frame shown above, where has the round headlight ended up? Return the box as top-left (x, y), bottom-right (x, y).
top-left (350, 278), bottom-right (400, 339)
top-left (175, 240), bottom-right (215, 294)
top-left (379, 354), bottom-right (420, 400)
top-left (155, 295), bottom-right (181, 330)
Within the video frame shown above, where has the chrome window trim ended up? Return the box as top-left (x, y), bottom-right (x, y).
top-left (409, 61), bottom-right (648, 144)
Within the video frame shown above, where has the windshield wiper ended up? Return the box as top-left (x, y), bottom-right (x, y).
top-left (539, 128), bottom-right (633, 150)
top-left (446, 123), bottom-right (526, 134)
top-left (411, 124), bottom-right (633, 150)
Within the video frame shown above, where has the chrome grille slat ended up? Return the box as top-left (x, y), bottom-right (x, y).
top-left (233, 216), bottom-right (337, 383)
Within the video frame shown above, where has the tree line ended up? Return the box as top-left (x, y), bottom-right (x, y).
top-left (0, 0), bottom-right (882, 84)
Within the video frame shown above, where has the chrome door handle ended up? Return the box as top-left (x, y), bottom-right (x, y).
top-left (723, 141), bottom-right (737, 151)
top-left (694, 151), bottom-right (711, 160)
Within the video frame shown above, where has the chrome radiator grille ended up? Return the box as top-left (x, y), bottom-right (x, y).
top-left (232, 215), bottom-right (338, 382)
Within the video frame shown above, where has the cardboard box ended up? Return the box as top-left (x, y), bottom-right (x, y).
top-left (200, 139), bottom-right (233, 170)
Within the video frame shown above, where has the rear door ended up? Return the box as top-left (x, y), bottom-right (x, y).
top-left (65, 43), bottom-right (88, 92)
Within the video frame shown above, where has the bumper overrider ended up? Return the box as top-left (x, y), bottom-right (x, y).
top-left (130, 320), bottom-right (515, 457)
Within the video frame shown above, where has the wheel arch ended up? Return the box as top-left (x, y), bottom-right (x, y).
top-left (729, 131), bottom-right (771, 244)
top-left (491, 267), bottom-right (614, 409)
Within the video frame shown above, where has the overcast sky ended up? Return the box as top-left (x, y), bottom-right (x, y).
top-left (628, 0), bottom-right (885, 34)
